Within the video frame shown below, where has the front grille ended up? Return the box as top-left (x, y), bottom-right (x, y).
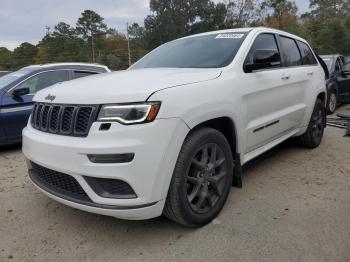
top-left (31, 103), bottom-right (99, 137)
top-left (29, 162), bottom-right (90, 202)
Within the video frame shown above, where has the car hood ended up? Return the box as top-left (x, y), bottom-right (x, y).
top-left (34, 68), bottom-right (222, 104)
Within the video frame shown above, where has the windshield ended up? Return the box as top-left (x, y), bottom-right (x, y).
top-left (321, 58), bottom-right (333, 72)
top-left (0, 68), bottom-right (34, 91)
top-left (131, 33), bottom-right (248, 69)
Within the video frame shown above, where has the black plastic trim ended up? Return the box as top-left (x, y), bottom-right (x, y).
top-left (87, 153), bottom-right (135, 164)
top-left (84, 176), bottom-right (137, 199)
top-left (253, 120), bottom-right (280, 133)
top-left (232, 153), bottom-right (242, 188)
top-left (28, 166), bottom-right (157, 210)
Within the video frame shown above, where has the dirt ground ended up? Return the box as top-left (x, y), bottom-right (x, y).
top-left (0, 116), bottom-right (350, 262)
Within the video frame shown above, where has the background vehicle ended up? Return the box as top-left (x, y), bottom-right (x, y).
top-left (0, 63), bottom-right (110, 146)
top-left (320, 55), bottom-right (350, 114)
top-left (23, 28), bottom-right (326, 227)
top-left (0, 71), bottom-right (11, 77)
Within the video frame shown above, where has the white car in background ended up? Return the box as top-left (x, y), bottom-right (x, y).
top-left (23, 27), bottom-right (326, 227)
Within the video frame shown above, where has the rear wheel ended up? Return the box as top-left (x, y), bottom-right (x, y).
top-left (326, 90), bottom-right (337, 114)
top-left (164, 128), bottom-right (233, 227)
top-left (296, 99), bottom-right (325, 148)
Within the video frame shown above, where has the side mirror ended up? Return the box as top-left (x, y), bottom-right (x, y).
top-left (244, 49), bottom-right (281, 73)
top-left (13, 87), bottom-right (30, 97)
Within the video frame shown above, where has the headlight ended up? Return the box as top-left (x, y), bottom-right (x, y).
top-left (97, 102), bottom-right (161, 124)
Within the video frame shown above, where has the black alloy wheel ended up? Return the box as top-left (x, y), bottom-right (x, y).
top-left (296, 99), bottom-right (325, 148)
top-left (164, 128), bottom-right (233, 227)
top-left (311, 107), bottom-right (324, 143)
top-left (186, 143), bottom-right (228, 214)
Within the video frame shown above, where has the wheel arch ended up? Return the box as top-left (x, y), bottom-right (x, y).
top-left (189, 116), bottom-right (238, 159)
top-left (317, 91), bottom-right (327, 107)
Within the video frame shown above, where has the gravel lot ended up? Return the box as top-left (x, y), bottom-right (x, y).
top-left (0, 117), bottom-right (350, 262)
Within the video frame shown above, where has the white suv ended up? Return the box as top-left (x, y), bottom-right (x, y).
top-left (23, 27), bottom-right (326, 227)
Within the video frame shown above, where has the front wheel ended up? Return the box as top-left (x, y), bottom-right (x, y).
top-left (164, 127), bottom-right (233, 227)
top-left (296, 98), bottom-right (325, 148)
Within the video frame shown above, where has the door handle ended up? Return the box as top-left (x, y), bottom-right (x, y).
top-left (307, 72), bottom-right (314, 76)
top-left (281, 75), bottom-right (290, 80)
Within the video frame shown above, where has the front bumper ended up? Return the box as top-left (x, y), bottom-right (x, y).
top-left (22, 118), bottom-right (189, 220)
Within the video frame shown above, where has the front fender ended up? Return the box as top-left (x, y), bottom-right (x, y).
top-left (149, 81), bottom-right (246, 155)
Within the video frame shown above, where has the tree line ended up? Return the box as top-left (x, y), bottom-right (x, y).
top-left (0, 0), bottom-right (349, 71)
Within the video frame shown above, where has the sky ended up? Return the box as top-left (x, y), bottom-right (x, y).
top-left (0, 0), bottom-right (310, 51)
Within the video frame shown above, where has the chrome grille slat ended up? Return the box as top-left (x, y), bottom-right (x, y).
top-left (30, 103), bottom-right (98, 137)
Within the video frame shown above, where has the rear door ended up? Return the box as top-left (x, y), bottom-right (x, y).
top-left (2, 70), bottom-right (70, 140)
top-left (277, 36), bottom-right (312, 125)
top-left (295, 39), bottom-right (321, 115)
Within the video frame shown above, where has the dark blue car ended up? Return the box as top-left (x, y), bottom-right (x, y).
top-left (0, 63), bottom-right (110, 145)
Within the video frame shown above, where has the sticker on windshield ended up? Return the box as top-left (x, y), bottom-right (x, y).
top-left (216, 33), bottom-right (244, 39)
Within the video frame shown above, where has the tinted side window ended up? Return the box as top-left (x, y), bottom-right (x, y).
top-left (74, 71), bottom-right (98, 79)
top-left (244, 33), bottom-right (281, 68)
top-left (16, 70), bottom-right (69, 94)
top-left (297, 41), bottom-right (317, 65)
top-left (279, 36), bottom-right (302, 67)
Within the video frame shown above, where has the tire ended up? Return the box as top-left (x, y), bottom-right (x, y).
top-left (296, 99), bottom-right (325, 148)
top-left (163, 127), bottom-right (233, 227)
top-left (326, 90), bottom-right (337, 115)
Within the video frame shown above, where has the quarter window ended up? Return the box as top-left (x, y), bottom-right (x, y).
top-left (15, 70), bottom-right (69, 94)
top-left (297, 41), bottom-right (317, 65)
top-left (279, 36), bottom-right (302, 67)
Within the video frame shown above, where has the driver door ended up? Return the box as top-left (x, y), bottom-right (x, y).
top-left (1, 70), bottom-right (70, 140)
